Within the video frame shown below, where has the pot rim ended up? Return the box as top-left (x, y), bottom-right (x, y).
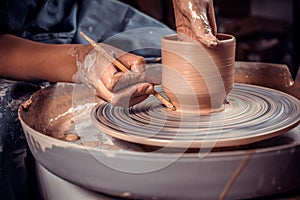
top-left (161, 33), bottom-right (235, 46)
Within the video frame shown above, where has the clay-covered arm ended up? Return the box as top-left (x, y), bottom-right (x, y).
top-left (173, 0), bottom-right (218, 47)
top-left (0, 34), bottom-right (155, 107)
top-left (0, 34), bottom-right (78, 82)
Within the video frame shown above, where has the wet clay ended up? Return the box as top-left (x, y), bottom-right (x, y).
top-left (19, 83), bottom-right (95, 141)
top-left (18, 83), bottom-right (144, 151)
top-left (161, 33), bottom-right (236, 114)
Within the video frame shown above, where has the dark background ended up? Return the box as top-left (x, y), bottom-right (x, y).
top-left (120, 0), bottom-right (299, 79)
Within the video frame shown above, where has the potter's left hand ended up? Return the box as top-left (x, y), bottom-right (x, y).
top-left (173, 0), bottom-right (218, 47)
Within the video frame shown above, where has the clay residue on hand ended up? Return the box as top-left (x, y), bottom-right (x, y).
top-left (173, 0), bottom-right (218, 47)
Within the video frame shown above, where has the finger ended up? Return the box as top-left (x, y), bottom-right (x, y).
top-left (191, 18), bottom-right (219, 47)
top-left (113, 71), bottom-right (147, 91)
top-left (173, 0), bottom-right (194, 38)
top-left (174, 0), bottom-right (218, 47)
top-left (100, 53), bottom-right (146, 91)
top-left (198, 33), bottom-right (219, 47)
top-left (95, 79), bottom-right (113, 103)
top-left (129, 94), bottom-right (150, 107)
top-left (188, 10), bottom-right (218, 47)
top-left (99, 62), bottom-right (122, 91)
top-left (111, 83), bottom-right (154, 107)
top-left (207, 0), bottom-right (217, 36)
top-left (118, 53), bottom-right (146, 73)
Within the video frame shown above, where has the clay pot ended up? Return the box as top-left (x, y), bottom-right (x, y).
top-left (161, 33), bottom-right (236, 114)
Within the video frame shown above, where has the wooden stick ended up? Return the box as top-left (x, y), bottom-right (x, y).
top-left (80, 31), bottom-right (176, 111)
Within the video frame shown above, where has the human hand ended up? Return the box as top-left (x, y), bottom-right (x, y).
top-left (173, 0), bottom-right (218, 47)
top-left (72, 44), bottom-right (155, 107)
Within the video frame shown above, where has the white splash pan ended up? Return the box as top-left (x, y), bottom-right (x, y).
top-left (18, 80), bottom-right (300, 200)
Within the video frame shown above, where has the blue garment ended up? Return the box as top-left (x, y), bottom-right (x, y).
top-left (0, 0), bottom-right (173, 57)
top-left (0, 0), bottom-right (173, 199)
top-left (0, 80), bottom-right (43, 200)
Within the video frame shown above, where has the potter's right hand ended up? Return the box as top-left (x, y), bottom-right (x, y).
top-left (173, 0), bottom-right (218, 47)
top-left (72, 44), bottom-right (154, 107)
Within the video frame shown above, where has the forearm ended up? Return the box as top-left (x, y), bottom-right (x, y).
top-left (0, 34), bottom-right (81, 82)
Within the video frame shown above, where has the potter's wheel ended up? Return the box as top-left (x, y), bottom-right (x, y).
top-left (18, 63), bottom-right (300, 199)
top-left (92, 84), bottom-right (300, 148)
